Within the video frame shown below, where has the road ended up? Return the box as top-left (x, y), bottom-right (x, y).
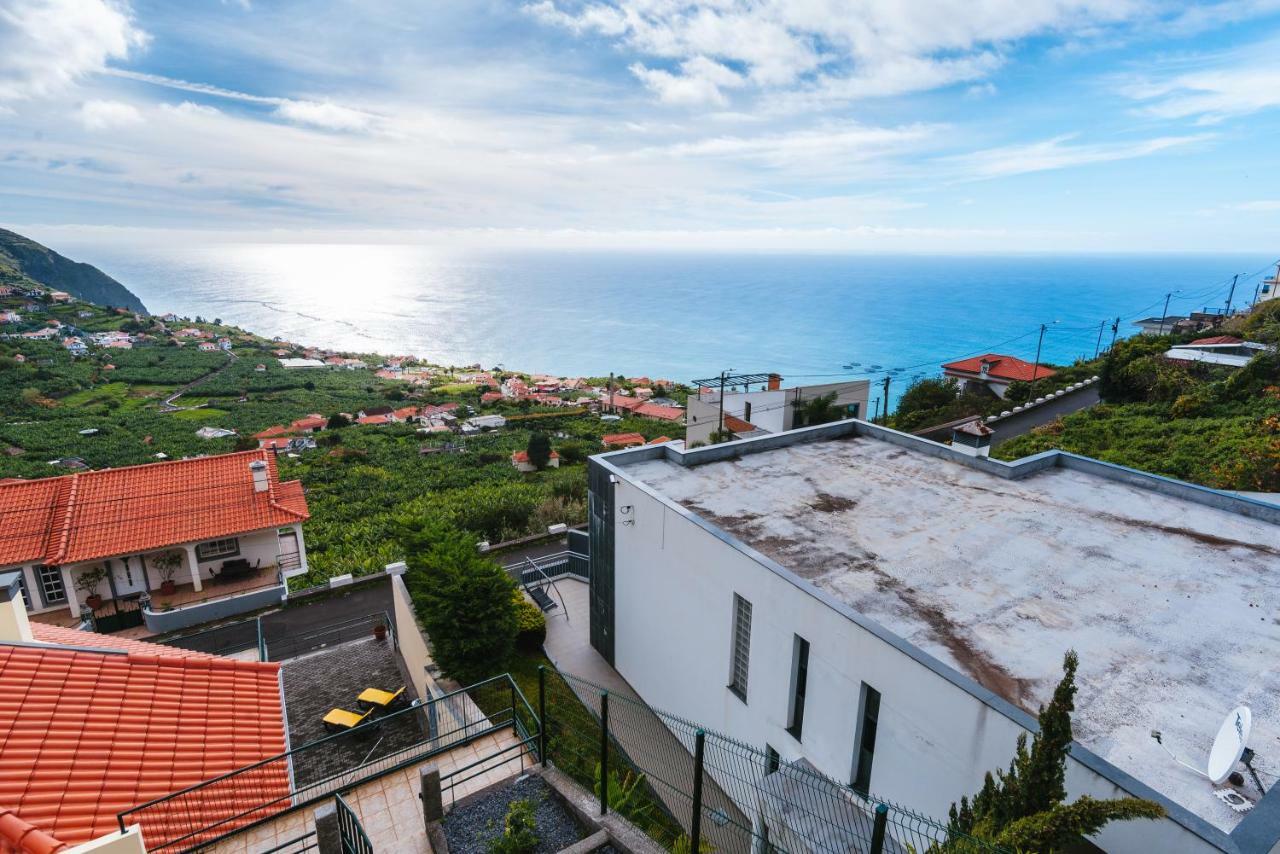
top-left (159, 350), bottom-right (237, 412)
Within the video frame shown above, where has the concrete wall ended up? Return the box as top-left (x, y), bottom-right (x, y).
top-left (686, 389), bottom-right (786, 445)
top-left (142, 582), bottom-right (285, 633)
top-left (64, 827), bottom-right (145, 854)
top-left (392, 574), bottom-right (437, 700)
top-left (600, 450), bottom-right (1231, 854)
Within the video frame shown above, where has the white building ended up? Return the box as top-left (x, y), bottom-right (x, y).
top-left (587, 420), bottom-right (1280, 854)
top-left (1164, 336), bottom-right (1272, 369)
top-left (685, 373), bottom-right (871, 446)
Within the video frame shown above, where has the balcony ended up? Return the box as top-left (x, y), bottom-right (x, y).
top-left (141, 564), bottom-right (286, 634)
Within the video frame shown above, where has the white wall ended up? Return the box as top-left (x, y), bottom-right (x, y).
top-left (606, 472), bottom-right (1221, 854)
top-left (686, 390), bottom-right (786, 445)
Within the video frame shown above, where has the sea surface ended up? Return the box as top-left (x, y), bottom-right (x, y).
top-left (60, 242), bottom-right (1271, 405)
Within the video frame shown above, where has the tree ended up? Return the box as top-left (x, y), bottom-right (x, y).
top-left (792, 391), bottom-right (841, 427)
top-left (401, 519), bottom-right (518, 684)
top-left (526, 431), bottom-right (552, 470)
top-left (327, 412), bottom-right (350, 429)
top-left (946, 651), bottom-right (1163, 851)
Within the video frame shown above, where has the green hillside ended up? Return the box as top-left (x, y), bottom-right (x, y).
top-left (0, 228), bottom-right (147, 313)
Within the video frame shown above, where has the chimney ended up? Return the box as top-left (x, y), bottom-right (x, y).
top-left (0, 571), bottom-right (34, 642)
top-left (951, 419), bottom-right (994, 458)
top-left (767, 373), bottom-right (782, 391)
top-left (249, 459), bottom-right (269, 493)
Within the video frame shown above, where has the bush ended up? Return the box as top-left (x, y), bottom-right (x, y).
top-left (402, 519), bottom-right (518, 684)
top-left (488, 799), bottom-right (539, 854)
top-left (556, 440), bottom-right (592, 464)
top-left (514, 593), bottom-right (547, 650)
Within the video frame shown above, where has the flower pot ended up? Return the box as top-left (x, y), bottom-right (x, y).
top-left (373, 624), bottom-right (387, 642)
top-left (86, 595), bottom-right (103, 610)
top-left (160, 580), bottom-right (176, 595)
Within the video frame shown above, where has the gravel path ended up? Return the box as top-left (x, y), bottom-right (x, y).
top-left (443, 775), bottom-right (587, 853)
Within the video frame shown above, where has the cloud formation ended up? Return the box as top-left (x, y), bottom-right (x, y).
top-left (0, 0), bottom-right (147, 101)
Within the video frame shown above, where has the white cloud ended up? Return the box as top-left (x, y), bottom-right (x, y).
top-left (947, 133), bottom-right (1213, 179)
top-left (630, 56), bottom-right (746, 106)
top-left (78, 98), bottom-right (142, 130)
top-left (526, 0), bottom-right (1149, 108)
top-left (273, 100), bottom-right (376, 132)
top-left (0, 0), bottom-right (147, 102)
top-left (1223, 200), bottom-right (1280, 211)
top-left (1125, 63), bottom-right (1280, 124)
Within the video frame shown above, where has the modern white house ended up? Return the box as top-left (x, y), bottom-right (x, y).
top-left (587, 420), bottom-right (1280, 854)
top-left (0, 450), bottom-right (310, 634)
top-left (685, 373), bottom-right (871, 446)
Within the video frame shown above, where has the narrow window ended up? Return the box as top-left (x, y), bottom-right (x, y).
top-left (764, 744), bottom-right (780, 775)
top-left (743, 401), bottom-right (753, 422)
top-left (786, 635), bottom-right (809, 740)
top-left (38, 566), bottom-right (66, 605)
top-left (728, 594), bottom-right (752, 701)
top-left (852, 683), bottom-right (881, 794)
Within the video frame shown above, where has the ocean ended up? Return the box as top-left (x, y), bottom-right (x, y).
top-left (59, 242), bottom-right (1270, 404)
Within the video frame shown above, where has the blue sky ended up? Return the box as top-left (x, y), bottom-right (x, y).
top-left (2, 0), bottom-right (1280, 251)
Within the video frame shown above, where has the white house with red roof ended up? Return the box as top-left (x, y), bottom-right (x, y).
top-left (0, 574), bottom-right (289, 853)
top-left (0, 450), bottom-right (310, 634)
top-left (941, 352), bottom-right (1055, 399)
top-left (511, 450), bottom-right (560, 473)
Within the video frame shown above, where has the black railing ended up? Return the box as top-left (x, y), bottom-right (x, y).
top-left (118, 673), bottom-right (533, 853)
top-left (335, 794), bottom-right (373, 854)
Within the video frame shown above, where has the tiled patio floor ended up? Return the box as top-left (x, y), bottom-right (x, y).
top-left (204, 729), bottom-right (525, 853)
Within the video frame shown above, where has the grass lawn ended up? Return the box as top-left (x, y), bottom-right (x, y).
top-left (59, 382), bottom-right (129, 408)
top-left (431, 383), bottom-right (479, 395)
top-left (171, 407), bottom-right (229, 420)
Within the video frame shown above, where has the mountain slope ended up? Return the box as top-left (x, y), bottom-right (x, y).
top-left (0, 228), bottom-right (147, 313)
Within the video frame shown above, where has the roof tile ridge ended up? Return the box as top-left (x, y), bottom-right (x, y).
top-left (46, 474), bottom-right (78, 565)
top-left (137, 650), bottom-right (281, 673)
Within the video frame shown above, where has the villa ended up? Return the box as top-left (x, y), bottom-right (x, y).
top-left (942, 352), bottom-right (1054, 398)
top-left (0, 450), bottom-right (310, 635)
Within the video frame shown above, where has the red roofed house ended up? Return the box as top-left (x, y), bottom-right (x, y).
top-left (356, 413), bottom-right (393, 425)
top-left (289, 414), bottom-right (328, 433)
top-left (511, 450), bottom-right (560, 473)
top-left (633, 402), bottom-right (686, 423)
top-left (601, 433), bottom-right (647, 449)
top-left (0, 578), bottom-right (290, 851)
top-left (941, 353), bottom-right (1055, 399)
top-left (0, 450), bottom-right (310, 634)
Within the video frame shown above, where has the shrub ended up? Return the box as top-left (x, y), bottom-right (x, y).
top-left (513, 593), bottom-right (547, 651)
top-left (402, 519), bottom-right (518, 684)
top-left (487, 799), bottom-right (538, 854)
top-left (526, 431), bottom-right (552, 470)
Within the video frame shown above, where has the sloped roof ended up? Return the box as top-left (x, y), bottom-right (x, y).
top-left (941, 353), bottom-right (1055, 383)
top-left (1189, 335), bottom-right (1243, 346)
top-left (602, 433), bottom-right (646, 447)
top-left (28, 624), bottom-right (215, 658)
top-left (0, 630), bottom-right (288, 847)
top-left (723, 414), bottom-right (757, 434)
top-left (0, 451), bottom-right (308, 568)
top-left (634, 403), bottom-right (685, 421)
top-left (511, 450), bottom-right (559, 463)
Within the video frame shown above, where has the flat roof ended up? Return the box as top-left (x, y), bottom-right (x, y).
top-left (618, 434), bottom-right (1280, 834)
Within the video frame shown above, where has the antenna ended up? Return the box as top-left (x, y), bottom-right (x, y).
top-left (1151, 706), bottom-right (1262, 793)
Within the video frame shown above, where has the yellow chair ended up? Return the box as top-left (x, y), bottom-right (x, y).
top-left (357, 686), bottom-right (406, 712)
top-left (323, 706), bottom-right (373, 733)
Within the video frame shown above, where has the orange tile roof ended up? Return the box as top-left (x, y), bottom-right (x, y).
top-left (0, 805), bottom-right (70, 853)
top-left (601, 433), bottom-right (646, 448)
top-left (0, 634), bottom-right (288, 848)
top-left (1190, 335), bottom-right (1243, 346)
top-left (28, 624), bottom-right (215, 659)
top-left (941, 353), bottom-right (1055, 384)
top-left (723, 414), bottom-right (757, 433)
top-left (648, 436), bottom-right (671, 444)
top-left (288, 416), bottom-right (327, 431)
top-left (356, 414), bottom-right (392, 425)
top-left (511, 451), bottom-right (559, 463)
top-left (634, 403), bottom-right (685, 421)
top-left (0, 451), bottom-right (308, 568)
top-left (253, 425), bottom-right (290, 439)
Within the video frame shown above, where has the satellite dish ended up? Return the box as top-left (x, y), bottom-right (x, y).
top-left (1208, 706), bottom-right (1252, 785)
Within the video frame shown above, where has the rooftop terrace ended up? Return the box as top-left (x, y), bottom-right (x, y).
top-left (620, 433), bottom-right (1280, 834)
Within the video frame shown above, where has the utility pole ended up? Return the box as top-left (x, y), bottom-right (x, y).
top-left (1157, 293), bottom-right (1172, 335)
top-left (1225, 273), bottom-right (1239, 316)
top-left (1094, 319), bottom-right (1105, 359)
top-left (1029, 323), bottom-right (1049, 399)
top-left (1109, 316), bottom-right (1120, 352)
top-left (717, 369), bottom-right (732, 436)
top-left (881, 375), bottom-right (891, 423)
top-left (608, 372), bottom-right (614, 414)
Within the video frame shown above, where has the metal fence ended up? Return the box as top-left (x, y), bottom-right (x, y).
top-left (155, 616), bottom-right (260, 657)
top-left (335, 794), bottom-right (373, 854)
top-left (542, 669), bottom-right (1006, 854)
top-left (504, 549), bottom-right (590, 588)
top-left (263, 612), bottom-right (396, 662)
top-left (117, 673), bottom-right (532, 853)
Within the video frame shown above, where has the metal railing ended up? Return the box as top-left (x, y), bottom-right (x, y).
top-left (335, 794), bottom-right (373, 854)
top-left (156, 617), bottom-right (261, 657)
top-left (263, 612), bottom-right (396, 662)
top-left (541, 668), bottom-right (1006, 854)
top-left (117, 673), bottom-right (532, 853)
top-left (503, 550), bottom-right (589, 587)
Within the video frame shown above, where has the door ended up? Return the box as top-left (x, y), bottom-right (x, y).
top-left (111, 557), bottom-right (147, 596)
top-left (277, 529), bottom-right (301, 573)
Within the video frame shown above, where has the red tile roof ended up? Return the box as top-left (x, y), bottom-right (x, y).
top-left (393, 406), bottom-right (420, 420)
top-left (0, 806), bottom-right (70, 853)
top-left (511, 451), bottom-right (559, 463)
top-left (253, 425), bottom-right (290, 439)
top-left (289, 416), bottom-right (327, 431)
top-left (0, 451), bottom-right (308, 568)
top-left (356, 414), bottom-right (392, 425)
top-left (601, 433), bottom-right (646, 448)
top-left (29, 624), bottom-right (216, 658)
top-left (941, 353), bottom-right (1055, 384)
top-left (723, 414), bottom-right (757, 433)
top-left (1190, 335), bottom-right (1243, 345)
top-left (648, 436), bottom-right (671, 444)
top-left (634, 403), bottom-right (685, 421)
top-left (0, 631), bottom-right (288, 848)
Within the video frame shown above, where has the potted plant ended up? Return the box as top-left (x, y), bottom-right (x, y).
top-left (75, 566), bottom-right (107, 610)
top-left (373, 620), bottom-right (388, 642)
top-left (150, 551), bottom-right (182, 595)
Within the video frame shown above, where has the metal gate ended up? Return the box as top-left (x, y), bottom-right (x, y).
top-left (335, 794), bottom-right (373, 854)
top-left (94, 594), bottom-right (144, 634)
